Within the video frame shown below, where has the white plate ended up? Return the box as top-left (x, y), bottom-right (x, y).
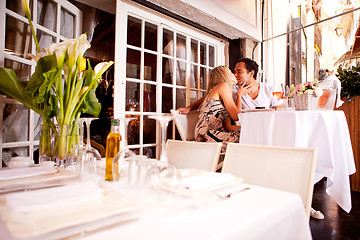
top-left (241, 108), bottom-right (275, 113)
top-left (0, 186), bottom-right (143, 239)
top-left (0, 167), bottom-right (78, 194)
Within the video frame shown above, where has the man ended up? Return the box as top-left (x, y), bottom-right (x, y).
top-left (233, 58), bottom-right (278, 109)
top-left (176, 58), bottom-right (277, 114)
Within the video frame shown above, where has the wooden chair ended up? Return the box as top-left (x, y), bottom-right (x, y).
top-left (166, 140), bottom-right (222, 172)
top-left (222, 143), bottom-right (317, 220)
top-left (83, 138), bottom-right (106, 158)
top-left (170, 110), bottom-right (199, 141)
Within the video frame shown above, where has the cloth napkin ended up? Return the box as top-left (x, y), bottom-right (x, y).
top-left (182, 172), bottom-right (236, 192)
top-left (6, 181), bottom-right (104, 213)
top-left (0, 165), bottom-right (57, 181)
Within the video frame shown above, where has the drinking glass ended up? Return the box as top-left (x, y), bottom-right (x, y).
top-left (144, 114), bottom-right (182, 205)
top-left (112, 117), bottom-right (137, 181)
top-left (76, 118), bottom-right (102, 179)
top-left (67, 118), bottom-right (86, 170)
top-left (272, 84), bottom-right (284, 100)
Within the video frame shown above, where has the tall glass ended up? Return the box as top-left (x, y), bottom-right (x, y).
top-left (76, 118), bottom-right (101, 179)
top-left (145, 114), bottom-right (182, 205)
top-left (112, 117), bottom-right (136, 181)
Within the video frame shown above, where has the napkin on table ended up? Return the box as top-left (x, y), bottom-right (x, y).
top-left (6, 181), bottom-right (104, 213)
top-left (182, 172), bottom-right (236, 192)
top-left (0, 165), bottom-right (57, 181)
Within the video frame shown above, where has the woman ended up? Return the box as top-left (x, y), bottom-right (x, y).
top-left (195, 65), bottom-right (244, 150)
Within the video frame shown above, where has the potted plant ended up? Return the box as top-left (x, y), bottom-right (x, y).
top-left (0, 0), bottom-right (113, 164)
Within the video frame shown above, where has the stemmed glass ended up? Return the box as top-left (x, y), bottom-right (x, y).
top-left (144, 114), bottom-right (182, 205)
top-left (67, 118), bottom-right (86, 170)
top-left (112, 117), bottom-right (137, 182)
top-left (76, 118), bottom-right (102, 179)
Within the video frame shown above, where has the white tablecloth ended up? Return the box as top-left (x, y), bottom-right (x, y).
top-left (238, 110), bottom-right (356, 213)
top-left (0, 181), bottom-right (311, 240)
top-left (76, 184), bottom-right (311, 240)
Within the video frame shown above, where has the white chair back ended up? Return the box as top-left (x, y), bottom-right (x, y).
top-left (222, 143), bottom-right (317, 220)
top-left (170, 110), bottom-right (199, 141)
top-left (166, 140), bottom-right (222, 171)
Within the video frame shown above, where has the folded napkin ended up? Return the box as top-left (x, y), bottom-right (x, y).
top-left (182, 172), bottom-right (236, 192)
top-left (0, 165), bottom-right (57, 181)
top-left (6, 181), bottom-right (104, 213)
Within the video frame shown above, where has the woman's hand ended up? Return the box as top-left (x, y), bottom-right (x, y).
top-left (176, 106), bottom-right (191, 114)
top-left (237, 82), bottom-right (253, 98)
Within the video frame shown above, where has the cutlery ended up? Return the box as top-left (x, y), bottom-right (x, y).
top-left (214, 187), bottom-right (250, 199)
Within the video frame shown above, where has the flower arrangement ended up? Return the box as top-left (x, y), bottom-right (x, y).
top-left (288, 80), bottom-right (323, 98)
top-left (288, 80), bottom-right (323, 110)
top-left (0, 0), bottom-right (113, 161)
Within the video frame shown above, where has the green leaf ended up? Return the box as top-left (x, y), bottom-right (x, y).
top-left (0, 68), bottom-right (45, 117)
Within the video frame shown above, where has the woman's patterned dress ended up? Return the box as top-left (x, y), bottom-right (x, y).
top-left (195, 95), bottom-right (240, 152)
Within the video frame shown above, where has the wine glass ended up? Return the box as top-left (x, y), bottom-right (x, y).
top-left (272, 84), bottom-right (284, 100)
top-left (76, 118), bottom-right (102, 179)
top-left (144, 114), bottom-right (182, 206)
top-left (112, 117), bottom-right (137, 182)
top-left (67, 118), bottom-right (86, 170)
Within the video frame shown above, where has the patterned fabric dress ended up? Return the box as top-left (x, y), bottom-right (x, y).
top-left (195, 95), bottom-right (240, 152)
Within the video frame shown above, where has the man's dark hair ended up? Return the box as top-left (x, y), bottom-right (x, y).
top-left (238, 58), bottom-right (259, 80)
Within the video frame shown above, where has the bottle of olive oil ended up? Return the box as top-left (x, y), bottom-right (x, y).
top-left (105, 119), bottom-right (121, 181)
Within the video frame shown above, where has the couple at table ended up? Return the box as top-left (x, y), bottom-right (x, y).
top-left (176, 58), bottom-right (278, 150)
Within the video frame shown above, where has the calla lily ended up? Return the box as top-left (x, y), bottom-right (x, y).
top-left (21, 0), bottom-right (30, 19)
top-left (67, 34), bottom-right (90, 69)
top-left (94, 61), bottom-right (114, 82)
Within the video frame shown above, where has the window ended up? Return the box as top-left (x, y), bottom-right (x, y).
top-left (114, 1), bottom-right (225, 159)
top-left (0, 0), bottom-right (81, 166)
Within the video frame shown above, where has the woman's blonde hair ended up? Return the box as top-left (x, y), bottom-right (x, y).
top-left (207, 65), bottom-right (232, 94)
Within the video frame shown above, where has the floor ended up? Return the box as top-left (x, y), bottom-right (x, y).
top-left (310, 178), bottom-right (360, 240)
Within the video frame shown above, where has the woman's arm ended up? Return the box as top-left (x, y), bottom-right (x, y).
top-left (214, 83), bottom-right (240, 121)
top-left (223, 117), bottom-right (240, 131)
top-left (176, 97), bottom-right (204, 114)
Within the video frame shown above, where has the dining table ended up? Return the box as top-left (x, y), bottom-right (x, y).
top-left (238, 109), bottom-right (356, 213)
top-left (0, 163), bottom-right (312, 240)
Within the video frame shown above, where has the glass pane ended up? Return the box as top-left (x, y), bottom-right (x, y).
top-left (190, 64), bottom-right (197, 88)
top-left (3, 147), bottom-right (29, 167)
top-left (61, 7), bottom-right (75, 38)
top-left (190, 90), bottom-right (198, 105)
top-left (199, 91), bottom-right (206, 98)
top-left (5, 15), bottom-right (32, 58)
top-left (200, 42), bottom-right (207, 65)
top-left (144, 116), bottom-right (156, 144)
top-left (162, 86), bottom-right (173, 113)
top-left (200, 67), bottom-right (207, 90)
top-left (127, 16), bottom-right (141, 47)
top-left (3, 104), bottom-right (29, 143)
top-left (162, 57), bottom-right (173, 84)
top-left (209, 45), bottom-right (215, 67)
top-left (176, 88), bottom-right (186, 109)
top-left (145, 22), bottom-right (157, 51)
top-left (126, 82), bottom-right (140, 111)
top-left (163, 29), bottom-right (173, 56)
top-left (36, 30), bottom-right (56, 51)
top-left (5, 59), bottom-right (32, 82)
top-left (143, 146), bottom-right (155, 159)
top-left (176, 34), bottom-right (186, 60)
top-left (127, 114), bottom-right (140, 145)
top-left (144, 83), bottom-right (156, 112)
top-left (176, 60), bottom-right (186, 86)
top-left (7, 0), bottom-right (32, 18)
top-left (144, 53), bottom-right (157, 81)
top-left (37, 0), bottom-right (57, 32)
top-left (126, 48), bottom-right (140, 79)
top-left (191, 39), bottom-right (198, 63)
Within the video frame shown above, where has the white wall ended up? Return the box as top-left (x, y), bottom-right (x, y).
top-left (263, 0), bottom-right (290, 86)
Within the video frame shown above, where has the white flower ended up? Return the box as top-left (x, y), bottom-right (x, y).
top-left (94, 61), bottom-right (114, 82)
top-left (314, 87), bottom-right (323, 97)
top-left (297, 91), bottom-right (303, 96)
top-left (299, 85), bottom-right (306, 92)
top-left (304, 89), bottom-right (314, 95)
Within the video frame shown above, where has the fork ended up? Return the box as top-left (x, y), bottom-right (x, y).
top-left (214, 187), bottom-right (250, 199)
